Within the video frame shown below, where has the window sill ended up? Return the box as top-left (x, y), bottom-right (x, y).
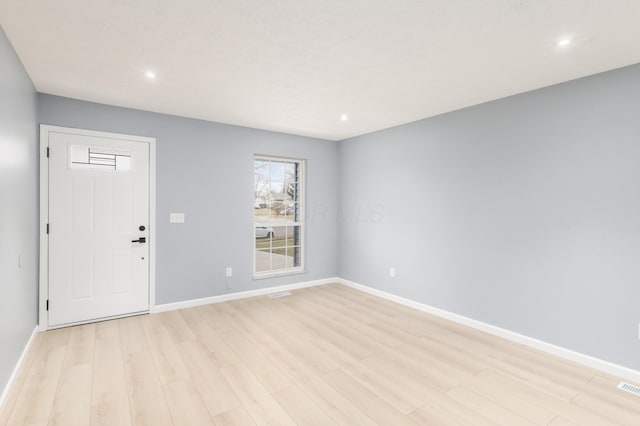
top-left (253, 269), bottom-right (307, 280)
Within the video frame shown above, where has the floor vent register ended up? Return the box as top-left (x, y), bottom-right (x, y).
top-left (618, 382), bottom-right (640, 397)
top-left (268, 291), bottom-right (292, 299)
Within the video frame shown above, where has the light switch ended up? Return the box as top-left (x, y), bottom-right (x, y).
top-left (170, 213), bottom-right (185, 223)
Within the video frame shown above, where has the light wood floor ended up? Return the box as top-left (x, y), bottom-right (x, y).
top-left (1, 284), bottom-right (639, 425)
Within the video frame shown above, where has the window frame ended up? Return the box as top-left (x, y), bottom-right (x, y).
top-left (253, 155), bottom-right (306, 279)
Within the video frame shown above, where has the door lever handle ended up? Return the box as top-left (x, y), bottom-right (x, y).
top-left (132, 237), bottom-right (146, 243)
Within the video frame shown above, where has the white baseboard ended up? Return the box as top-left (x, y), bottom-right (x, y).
top-left (0, 326), bottom-right (39, 413)
top-left (148, 274), bottom-right (640, 384)
top-left (336, 278), bottom-right (640, 384)
top-left (152, 277), bottom-right (337, 313)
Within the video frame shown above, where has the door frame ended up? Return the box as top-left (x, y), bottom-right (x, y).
top-left (39, 125), bottom-right (157, 331)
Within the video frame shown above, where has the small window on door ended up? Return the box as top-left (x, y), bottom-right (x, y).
top-left (254, 156), bottom-right (304, 277)
top-left (69, 145), bottom-right (132, 171)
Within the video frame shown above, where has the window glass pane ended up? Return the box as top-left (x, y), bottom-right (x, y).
top-left (282, 205), bottom-right (294, 221)
top-left (270, 181), bottom-right (285, 194)
top-left (292, 202), bottom-right (300, 222)
top-left (254, 206), bottom-right (270, 223)
top-left (269, 248), bottom-right (290, 270)
top-left (254, 160), bottom-right (270, 220)
top-left (255, 249), bottom-right (271, 272)
top-left (69, 145), bottom-right (132, 171)
top-left (284, 188), bottom-right (294, 205)
top-left (288, 225), bottom-right (302, 246)
top-left (293, 247), bottom-right (302, 267)
top-left (271, 226), bottom-right (287, 248)
top-left (270, 162), bottom-right (286, 181)
top-left (255, 227), bottom-right (274, 249)
top-left (285, 162), bottom-right (295, 180)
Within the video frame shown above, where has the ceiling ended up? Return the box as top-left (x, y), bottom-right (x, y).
top-left (1, 1), bottom-right (639, 141)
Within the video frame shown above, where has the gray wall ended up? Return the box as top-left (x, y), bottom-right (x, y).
top-left (0, 28), bottom-right (38, 396)
top-left (6, 22), bottom-right (640, 390)
top-left (38, 94), bottom-right (338, 305)
top-left (338, 64), bottom-right (640, 371)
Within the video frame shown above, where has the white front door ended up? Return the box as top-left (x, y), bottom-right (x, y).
top-left (46, 128), bottom-right (151, 327)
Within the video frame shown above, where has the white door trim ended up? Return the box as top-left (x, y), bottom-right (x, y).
top-left (39, 125), bottom-right (157, 331)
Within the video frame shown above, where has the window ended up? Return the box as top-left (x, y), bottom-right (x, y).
top-left (69, 145), bottom-right (131, 171)
top-left (254, 156), bottom-right (304, 277)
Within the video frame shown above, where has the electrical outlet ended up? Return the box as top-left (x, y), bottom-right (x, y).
top-left (389, 267), bottom-right (396, 278)
top-left (226, 267), bottom-right (233, 277)
top-left (638, 322), bottom-right (640, 340)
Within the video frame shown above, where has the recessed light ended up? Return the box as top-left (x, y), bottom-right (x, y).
top-left (145, 71), bottom-right (156, 79)
top-left (340, 114), bottom-right (348, 121)
top-left (557, 38), bottom-right (572, 47)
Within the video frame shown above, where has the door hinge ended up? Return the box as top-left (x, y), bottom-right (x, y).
top-left (46, 147), bottom-right (50, 158)
top-left (46, 223), bottom-right (49, 234)
top-left (46, 300), bottom-right (49, 311)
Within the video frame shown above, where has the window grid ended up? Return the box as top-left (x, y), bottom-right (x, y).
top-left (254, 156), bottom-right (304, 277)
